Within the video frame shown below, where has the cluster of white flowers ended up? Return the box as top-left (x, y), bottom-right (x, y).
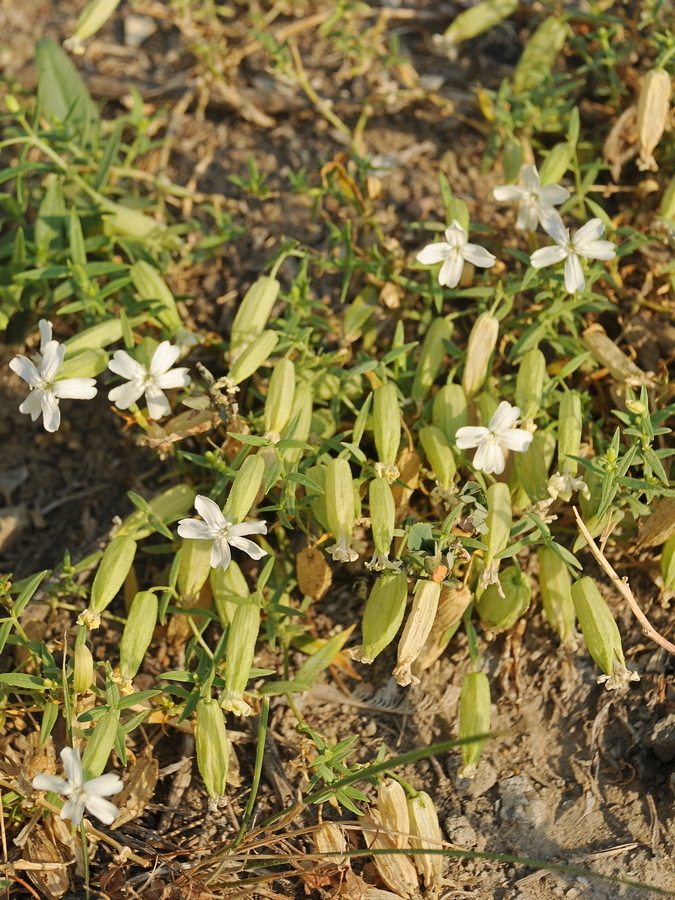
top-left (416, 163), bottom-right (617, 295)
top-left (9, 323), bottom-right (191, 433)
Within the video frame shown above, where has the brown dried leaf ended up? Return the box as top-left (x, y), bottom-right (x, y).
top-left (23, 826), bottom-right (71, 899)
top-left (111, 750), bottom-right (159, 828)
top-left (296, 547), bottom-right (332, 600)
top-left (582, 326), bottom-right (649, 383)
top-left (637, 497), bottom-right (675, 548)
top-left (391, 449), bottom-right (420, 522)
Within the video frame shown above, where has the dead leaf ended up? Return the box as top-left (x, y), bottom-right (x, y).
top-left (296, 547), bottom-right (332, 600)
top-left (111, 750), bottom-right (159, 828)
top-left (391, 448), bottom-right (420, 521)
top-left (24, 826), bottom-right (71, 899)
top-left (637, 497), bottom-right (675, 548)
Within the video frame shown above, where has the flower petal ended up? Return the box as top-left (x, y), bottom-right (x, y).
top-left (85, 795), bottom-right (120, 825)
top-left (33, 774), bottom-right (69, 794)
top-left (177, 519), bottom-right (215, 541)
top-left (499, 429), bottom-right (534, 453)
top-left (444, 220), bottom-right (467, 246)
top-left (438, 253), bottom-right (464, 288)
top-left (576, 240), bottom-right (616, 261)
top-left (564, 254), bottom-right (585, 293)
top-left (530, 245), bottom-right (568, 269)
top-left (41, 391), bottom-right (61, 433)
top-left (154, 367), bottom-right (191, 390)
top-left (194, 495), bottom-right (226, 533)
top-left (516, 205), bottom-right (538, 232)
top-left (144, 383), bottom-right (171, 420)
top-left (10, 354), bottom-right (41, 386)
top-left (455, 426), bottom-right (488, 450)
top-left (38, 319), bottom-right (53, 352)
top-left (61, 747), bottom-right (83, 787)
top-left (83, 773), bottom-right (123, 798)
top-left (149, 341), bottom-right (182, 378)
top-left (19, 390), bottom-right (44, 420)
top-left (573, 217), bottom-right (604, 247)
top-left (108, 381), bottom-right (145, 410)
top-left (53, 377), bottom-right (97, 400)
top-left (41, 341), bottom-right (65, 382)
top-left (473, 441), bottom-right (504, 475)
top-left (228, 520), bottom-right (268, 538)
top-left (460, 243), bottom-right (497, 268)
top-left (108, 350), bottom-right (147, 381)
top-left (493, 185), bottom-right (528, 202)
top-left (61, 795), bottom-right (86, 825)
top-left (489, 401), bottom-right (520, 433)
top-left (541, 212), bottom-right (569, 245)
top-left (539, 184), bottom-right (570, 206)
top-left (228, 535), bottom-right (267, 560)
top-left (416, 241), bottom-right (450, 265)
top-left (211, 538), bottom-right (232, 570)
top-left (521, 165), bottom-right (541, 193)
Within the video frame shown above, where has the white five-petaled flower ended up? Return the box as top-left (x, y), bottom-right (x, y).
top-left (529, 214), bottom-right (616, 294)
top-left (108, 341), bottom-right (191, 420)
top-left (32, 747), bottom-right (122, 826)
top-left (416, 219), bottom-right (497, 288)
top-left (9, 328), bottom-right (97, 434)
top-left (455, 401), bottom-right (533, 475)
top-left (177, 495), bottom-right (267, 571)
top-left (493, 164), bottom-right (570, 232)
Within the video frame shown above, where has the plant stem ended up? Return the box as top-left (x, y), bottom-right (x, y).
top-left (231, 696), bottom-right (270, 850)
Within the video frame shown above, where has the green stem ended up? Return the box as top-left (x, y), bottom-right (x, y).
top-left (232, 696), bottom-right (270, 850)
top-left (79, 821), bottom-right (90, 897)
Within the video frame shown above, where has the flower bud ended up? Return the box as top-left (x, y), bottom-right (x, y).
top-left (81, 710), bottom-right (119, 780)
top-left (130, 260), bottom-right (181, 334)
top-left (351, 572), bottom-right (408, 664)
top-left (477, 565), bottom-right (531, 632)
top-left (222, 601), bottom-right (260, 716)
top-left (264, 358), bottom-right (295, 440)
top-left (458, 671), bottom-right (491, 778)
top-left (314, 823), bottom-right (347, 864)
top-left (67, 0), bottom-right (122, 46)
top-left (79, 535), bottom-right (137, 629)
top-left (514, 429), bottom-right (555, 503)
top-left (116, 484), bottom-right (196, 540)
top-left (223, 454), bottom-right (266, 524)
top-left (513, 16), bottom-right (569, 93)
top-left (230, 276), bottom-right (280, 361)
top-left (228, 330), bottom-right (279, 386)
top-left (538, 141), bottom-right (575, 186)
top-left (178, 538), bottom-right (212, 602)
top-left (436, 0), bottom-right (518, 53)
top-left (462, 313), bottom-right (499, 399)
top-left (195, 697), bottom-right (229, 799)
top-left (393, 580), bottom-right (441, 686)
top-left (537, 546), bottom-right (576, 647)
top-left (482, 482), bottom-right (511, 590)
top-left (325, 458), bottom-right (359, 563)
top-left (637, 69), bottom-right (671, 172)
top-left (211, 560), bottom-right (249, 627)
top-left (661, 533), bottom-right (675, 592)
top-left (432, 383), bottom-right (468, 442)
top-left (571, 577), bottom-right (639, 690)
top-left (419, 425), bottom-right (457, 493)
top-left (361, 812), bottom-right (420, 900)
top-left (119, 591), bottom-right (158, 689)
top-left (407, 791), bottom-right (444, 887)
top-left (377, 778), bottom-right (409, 848)
top-left (366, 477), bottom-right (400, 571)
top-left (373, 383), bottom-right (401, 483)
top-left (411, 318), bottom-right (453, 403)
top-left (73, 645), bottom-right (94, 695)
top-left (515, 348), bottom-right (546, 420)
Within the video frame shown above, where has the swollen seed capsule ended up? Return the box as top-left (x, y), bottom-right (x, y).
top-left (57, 348), bottom-right (109, 380)
top-left (558, 391), bottom-right (582, 478)
top-left (515, 348), bottom-right (546, 421)
top-left (408, 791), bottom-right (444, 887)
top-left (130, 261), bottom-right (181, 334)
top-left (433, 383), bottom-right (468, 442)
top-left (223, 454), bottom-right (265, 524)
top-left (73, 645), bottom-right (94, 695)
top-left (264, 358), bottom-right (295, 441)
top-left (282, 383), bottom-right (313, 466)
top-left (222, 601), bottom-right (260, 716)
top-left (437, 0), bottom-right (518, 51)
top-left (211, 560), bottom-right (249, 627)
top-left (458, 671), bottom-right (491, 778)
top-left (411, 318), bottom-right (453, 403)
top-left (325, 458), bottom-right (359, 563)
top-left (373, 382), bottom-right (401, 483)
top-left (482, 482), bottom-right (511, 590)
top-left (178, 538), bottom-right (212, 602)
top-left (477, 565), bottom-right (531, 632)
top-left (306, 464), bottom-right (329, 532)
top-left (637, 69), bottom-right (671, 172)
top-left (513, 16), bottom-right (569, 93)
top-left (81, 710), bottom-right (119, 780)
top-left (351, 572), bottom-right (408, 664)
top-left (362, 812), bottom-right (420, 900)
top-left (414, 584), bottom-right (472, 673)
top-left (67, 0), bottom-right (122, 47)
top-left (537, 546), bottom-right (576, 646)
top-left (377, 779), bottom-right (409, 849)
top-left (462, 313), bottom-right (499, 400)
top-left (119, 591), bottom-right (158, 689)
top-left (514, 429), bottom-right (555, 503)
top-left (394, 579), bottom-right (441, 686)
top-left (538, 141), bottom-right (575, 186)
top-left (195, 697), bottom-right (229, 799)
top-left (571, 577), bottom-right (639, 690)
top-left (228, 330), bottom-right (279, 386)
top-left (230, 276), bottom-right (280, 361)
top-left (314, 823), bottom-right (347, 865)
top-left (366, 477), bottom-right (400, 571)
top-left (419, 425), bottom-right (457, 490)
top-left (79, 535), bottom-right (138, 629)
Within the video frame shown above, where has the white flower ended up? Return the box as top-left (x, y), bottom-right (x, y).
top-left (416, 219), bottom-right (497, 288)
top-left (455, 401), bottom-right (533, 475)
top-left (529, 214), bottom-right (616, 293)
top-left (177, 495), bottom-right (267, 570)
top-left (365, 551), bottom-right (402, 572)
top-left (493, 164), bottom-right (570, 232)
top-left (32, 747), bottom-right (122, 826)
top-left (108, 341), bottom-right (191, 420)
top-left (9, 338), bottom-right (97, 433)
